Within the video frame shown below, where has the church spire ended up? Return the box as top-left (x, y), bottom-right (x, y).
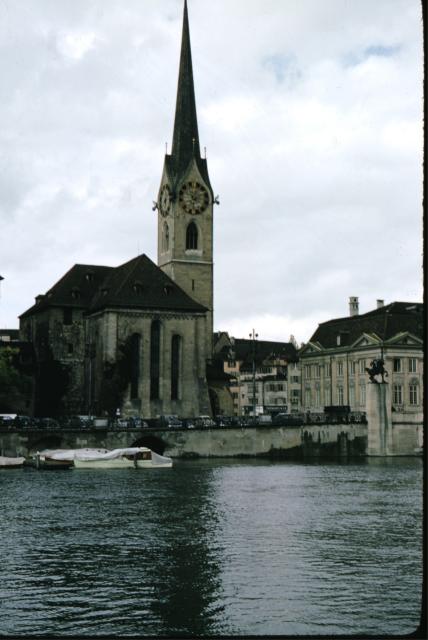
top-left (170, 0), bottom-right (201, 177)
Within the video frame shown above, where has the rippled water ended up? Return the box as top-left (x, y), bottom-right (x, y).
top-left (0, 458), bottom-right (423, 636)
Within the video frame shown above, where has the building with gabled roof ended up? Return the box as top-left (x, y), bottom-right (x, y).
top-left (19, 2), bottom-right (214, 419)
top-left (299, 298), bottom-right (424, 426)
top-left (213, 332), bottom-right (300, 416)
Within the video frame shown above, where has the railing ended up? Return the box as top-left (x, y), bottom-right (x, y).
top-left (0, 411), bottom-right (367, 432)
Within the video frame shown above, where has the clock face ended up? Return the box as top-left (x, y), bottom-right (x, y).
top-left (179, 181), bottom-right (209, 215)
top-left (159, 184), bottom-right (171, 217)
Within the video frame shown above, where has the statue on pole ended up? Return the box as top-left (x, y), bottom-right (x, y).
top-left (365, 358), bottom-right (388, 383)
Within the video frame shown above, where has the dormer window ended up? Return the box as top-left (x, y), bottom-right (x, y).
top-left (133, 281), bottom-right (144, 294)
top-left (101, 288), bottom-right (109, 296)
top-left (85, 272), bottom-right (94, 282)
top-left (71, 287), bottom-right (81, 300)
top-left (163, 285), bottom-right (172, 296)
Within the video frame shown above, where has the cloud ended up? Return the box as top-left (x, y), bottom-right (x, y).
top-left (0, 0), bottom-right (423, 345)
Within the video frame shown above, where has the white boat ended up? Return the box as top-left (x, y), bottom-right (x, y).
top-left (73, 447), bottom-right (173, 469)
top-left (0, 455), bottom-right (25, 468)
top-left (35, 448), bottom-right (109, 469)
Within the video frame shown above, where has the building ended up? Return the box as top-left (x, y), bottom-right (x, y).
top-left (19, 1), bottom-right (215, 419)
top-left (299, 298), bottom-right (424, 425)
top-left (213, 332), bottom-right (299, 416)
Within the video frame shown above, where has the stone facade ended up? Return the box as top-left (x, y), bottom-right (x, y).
top-left (18, 3), bottom-right (215, 420)
top-left (299, 299), bottom-right (424, 427)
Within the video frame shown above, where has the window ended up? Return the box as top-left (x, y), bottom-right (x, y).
top-left (130, 333), bottom-right (141, 400)
top-left (408, 358), bottom-right (417, 373)
top-left (337, 361), bottom-right (343, 376)
top-left (305, 388), bottom-right (311, 407)
top-left (291, 375), bottom-right (299, 383)
top-left (393, 384), bottom-right (403, 405)
top-left (67, 343), bottom-right (74, 355)
top-left (359, 382), bottom-right (366, 405)
top-left (393, 358), bottom-right (401, 373)
top-left (315, 388), bottom-right (321, 407)
top-left (186, 222), bottom-right (198, 250)
top-left (349, 385), bottom-right (355, 406)
top-left (325, 363), bottom-right (331, 378)
top-left (63, 308), bottom-right (73, 325)
top-left (304, 364), bottom-right (311, 379)
top-left (409, 384), bottom-right (418, 405)
top-left (337, 385), bottom-right (344, 405)
top-left (350, 361), bottom-right (356, 375)
top-left (359, 359), bottom-right (366, 374)
top-left (171, 335), bottom-right (181, 400)
top-left (150, 320), bottom-right (160, 400)
top-left (162, 222), bottom-right (169, 252)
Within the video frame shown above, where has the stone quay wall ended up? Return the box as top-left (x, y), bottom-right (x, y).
top-left (0, 421), bottom-right (421, 461)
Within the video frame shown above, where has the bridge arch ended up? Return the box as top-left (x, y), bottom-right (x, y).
top-left (131, 434), bottom-right (168, 455)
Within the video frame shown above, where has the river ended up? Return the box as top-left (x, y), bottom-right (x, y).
top-left (0, 457), bottom-right (423, 636)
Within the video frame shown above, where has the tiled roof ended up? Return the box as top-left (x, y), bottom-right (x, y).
top-left (89, 254), bottom-right (206, 314)
top-left (215, 338), bottom-right (298, 368)
top-left (308, 302), bottom-right (424, 348)
top-left (20, 254), bottom-right (206, 318)
top-left (20, 264), bottom-right (112, 318)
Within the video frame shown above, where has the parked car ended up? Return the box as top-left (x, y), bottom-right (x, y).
top-left (196, 416), bottom-right (216, 428)
top-left (38, 418), bottom-right (60, 429)
top-left (13, 415), bottom-right (33, 428)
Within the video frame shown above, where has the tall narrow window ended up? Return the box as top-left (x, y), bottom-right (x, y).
top-left (393, 384), bottom-right (403, 405)
top-left (186, 222), bottom-right (198, 250)
top-left (150, 320), bottom-right (160, 400)
top-left (130, 333), bottom-right (141, 400)
top-left (409, 384), bottom-right (418, 405)
top-left (171, 335), bottom-right (181, 400)
top-left (162, 222), bottom-right (169, 252)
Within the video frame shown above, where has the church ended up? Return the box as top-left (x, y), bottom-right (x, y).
top-left (19, 1), bottom-right (219, 419)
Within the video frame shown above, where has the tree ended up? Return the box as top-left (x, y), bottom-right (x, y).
top-left (0, 347), bottom-right (32, 413)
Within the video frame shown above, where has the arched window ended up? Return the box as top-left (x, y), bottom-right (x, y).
top-left (171, 335), bottom-right (181, 400)
top-left (162, 222), bottom-right (169, 252)
top-left (130, 333), bottom-right (141, 400)
top-left (186, 222), bottom-right (198, 250)
top-left (150, 320), bottom-right (160, 400)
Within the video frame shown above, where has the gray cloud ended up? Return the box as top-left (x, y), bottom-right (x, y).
top-left (0, 0), bottom-right (423, 344)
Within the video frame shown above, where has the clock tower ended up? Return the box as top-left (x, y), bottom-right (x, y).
top-left (157, 0), bottom-right (214, 353)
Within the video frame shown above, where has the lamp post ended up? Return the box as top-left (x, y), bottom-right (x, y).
top-left (249, 329), bottom-right (258, 419)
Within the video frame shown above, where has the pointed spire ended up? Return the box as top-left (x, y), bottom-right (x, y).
top-left (170, 0), bottom-right (201, 176)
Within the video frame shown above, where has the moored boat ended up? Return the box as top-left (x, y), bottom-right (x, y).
top-left (34, 448), bottom-right (109, 470)
top-left (0, 455), bottom-right (26, 468)
top-left (73, 447), bottom-right (173, 469)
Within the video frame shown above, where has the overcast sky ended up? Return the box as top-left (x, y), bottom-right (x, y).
top-left (0, 0), bottom-right (423, 344)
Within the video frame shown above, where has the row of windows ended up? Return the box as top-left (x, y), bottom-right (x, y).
top-left (304, 357), bottom-right (418, 379)
top-left (305, 381), bottom-right (420, 408)
top-left (393, 384), bottom-right (419, 405)
top-left (127, 324), bottom-right (181, 402)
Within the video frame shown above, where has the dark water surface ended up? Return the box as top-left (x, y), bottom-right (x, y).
top-left (0, 458), bottom-right (423, 636)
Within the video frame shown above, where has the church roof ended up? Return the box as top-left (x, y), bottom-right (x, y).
top-left (165, 0), bottom-right (212, 192)
top-left (20, 264), bottom-right (112, 318)
top-left (308, 301), bottom-right (424, 348)
top-left (20, 254), bottom-right (206, 318)
top-left (89, 254), bottom-right (206, 314)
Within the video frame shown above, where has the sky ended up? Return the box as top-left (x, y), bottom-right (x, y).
top-left (0, 0), bottom-right (423, 345)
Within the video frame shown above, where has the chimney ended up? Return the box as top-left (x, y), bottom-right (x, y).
top-left (377, 299), bottom-right (384, 309)
top-left (349, 296), bottom-right (359, 317)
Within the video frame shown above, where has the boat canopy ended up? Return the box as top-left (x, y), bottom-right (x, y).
top-left (73, 447), bottom-right (150, 461)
